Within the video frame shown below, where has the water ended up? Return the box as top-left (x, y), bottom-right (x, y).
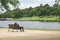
top-left (0, 21), bottom-right (60, 29)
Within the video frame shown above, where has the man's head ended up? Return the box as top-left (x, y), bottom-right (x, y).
top-left (15, 22), bottom-right (17, 24)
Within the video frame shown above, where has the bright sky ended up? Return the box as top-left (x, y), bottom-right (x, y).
top-left (19, 0), bottom-right (55, 9)
top-left (0, 0), bottom-right (56, 14)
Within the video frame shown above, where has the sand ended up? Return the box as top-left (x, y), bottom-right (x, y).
top-left (0, 28), bottom-right (60, 40)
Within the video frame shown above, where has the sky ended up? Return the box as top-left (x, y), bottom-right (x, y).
top-left (0, 0), bottom-right (56, 14)
top-left (19, 0), bottom-right (55, 9)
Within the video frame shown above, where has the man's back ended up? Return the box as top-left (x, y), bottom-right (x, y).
top-left (14, 23), bottom-right (18, 27)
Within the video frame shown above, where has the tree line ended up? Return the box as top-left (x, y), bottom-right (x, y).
top-left (0, 3), bottom-right (60, 18)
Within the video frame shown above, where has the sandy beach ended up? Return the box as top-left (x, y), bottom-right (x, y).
top-left (0, 28), bottom-right (60, 40)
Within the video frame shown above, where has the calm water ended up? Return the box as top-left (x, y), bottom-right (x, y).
top-left (0, 21), bottom-right (60, 29)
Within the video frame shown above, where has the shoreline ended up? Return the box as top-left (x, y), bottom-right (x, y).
top-left (0, 28), bottom-right (60, 32)
top-left (0, 17), bottom-right (60, 22)
top-left (0, 20), bottom-right (60, 22)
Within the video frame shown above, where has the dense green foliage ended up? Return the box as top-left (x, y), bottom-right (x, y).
top-left (0, 0), bottom-right (20, 10)
top-left (0, 0), bottom-right (60, 19)
top-left (0, 3), bottom-right (60, 18)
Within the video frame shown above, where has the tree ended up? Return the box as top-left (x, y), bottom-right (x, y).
top-left (0, 0), bottom-right (20, 11)
top-left (55, 0), bottom-right (60, 5)
top-left (55, 0), bottom-right (60, 17)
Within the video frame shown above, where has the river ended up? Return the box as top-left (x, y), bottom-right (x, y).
top-left (0, 21), bottom-right (60, 29)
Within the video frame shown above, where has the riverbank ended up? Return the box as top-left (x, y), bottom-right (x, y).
top-left (7, 17), bottom-right (60, 22)
top-left (0, 28), bottom-right (60, 40)
top-left (25, 28), bottom-right (60, 31)
top-left (0, 28), bottom-right (60, 31)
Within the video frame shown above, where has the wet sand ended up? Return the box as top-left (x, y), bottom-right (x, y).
top-left (0, 28), bottom-right (60, 40)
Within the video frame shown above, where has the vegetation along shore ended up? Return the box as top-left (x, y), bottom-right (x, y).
top-left (5, 17), bottom-right (60, 22)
